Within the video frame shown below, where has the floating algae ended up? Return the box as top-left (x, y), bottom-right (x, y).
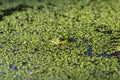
top-left (110, 30), bottom-right (120, 50)
top-left (110, 30), bottom-right (120, 59)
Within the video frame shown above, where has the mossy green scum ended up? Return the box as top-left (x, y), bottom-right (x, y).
top-left (0, 0), bottom-right (120, 80)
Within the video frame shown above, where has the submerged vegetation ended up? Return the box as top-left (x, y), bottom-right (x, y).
top-left (0, 0), bottom-right (120, 80)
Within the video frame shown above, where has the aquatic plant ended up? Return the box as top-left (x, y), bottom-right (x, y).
top-left (0, 0), bottom-right (120, 80)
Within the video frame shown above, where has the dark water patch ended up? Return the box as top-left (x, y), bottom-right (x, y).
top-left (22, 62), bottom-right (28, 66)
top-left (9, 64), bottom-right (18, 71)
top-left (110, 51), bottom-right (120, 63)
top-left (0, 42), bottom-right (4, 48)
top-left (110, 40), bottom-right (120, 44)
top-left (38, 0), bottom-right (43, 2)
top-left (58, 37), bottom-right (66, 42)
top-left (95, 29), bottom-right (120, 35)
top-left (111, 37), bottom-right (120, 40)
top-left (113, 30), bottom-right (120, 32)
top-left (76, 45), bottom-right (80, 48)
top-left (37, 5), bottom-right (44, 10)
top-left (93, 53), bottom-right (112, 58)
top-left (1, 71), bottom-right (6, 75)
top-left (101, 52), bottom-right (111, 58)
top-left (47, 1), bottom-right (56, 7)
top-left (8, 0), bottom-right (14, 2)
top-left (67, 75), bottom-right (71, 79)
top-left (84, 46), bottom-right (93, 58)
top-left (102, 30), bottom-right (113, 34)
top-left (110, 51), bottom-right (120, 59)
top-left (83, 46), bottom-right (118, 58)
top-left (0, 4), bottom-right (33, 21)
top-left (0, 31), bottom-right (3, 34)
top-left (95, 29), bottom-right (113, 34)
top-left (0, 2), bottom-right (3, 5)
top-left (84, 49), bottom-right (120, 62)
top-left (94, 53), bottom-right (101, 57)
top-left (68, 38), bottom-right (77, 43)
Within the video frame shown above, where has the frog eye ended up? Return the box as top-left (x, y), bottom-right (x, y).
top-left (58, 37), bottom-right (65, 41)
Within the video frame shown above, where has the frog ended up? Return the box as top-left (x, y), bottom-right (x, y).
top-left (50, 36), bottom-right (68, 45)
